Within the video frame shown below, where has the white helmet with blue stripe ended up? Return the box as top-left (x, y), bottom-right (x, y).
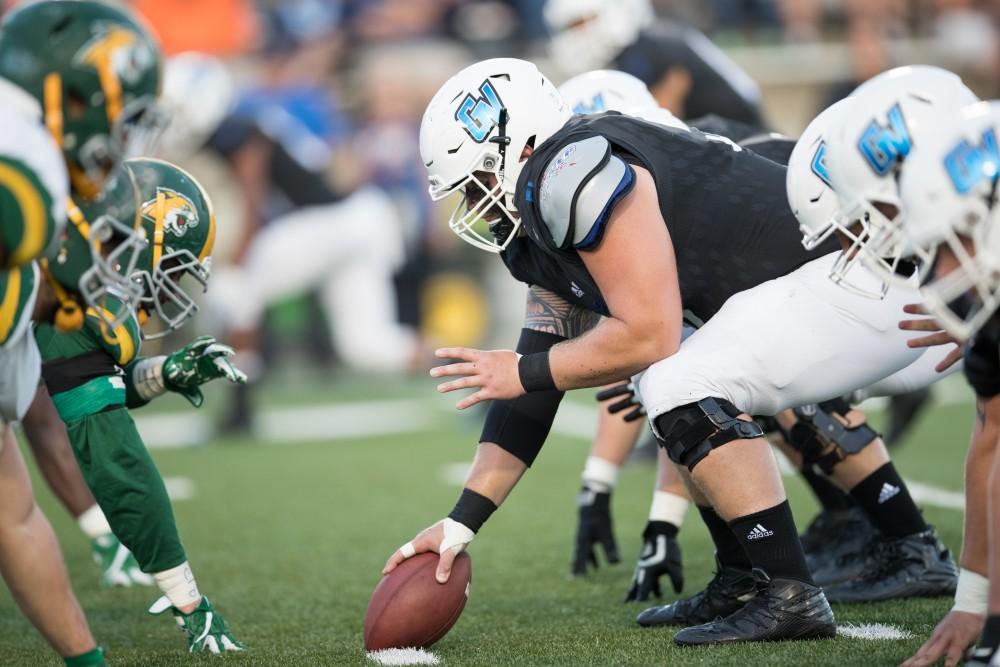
top-left (420, 58), bottom-right (570, 252)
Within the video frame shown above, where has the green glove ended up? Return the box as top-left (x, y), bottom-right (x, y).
top-left (163, 336), bottom-right (247, 408)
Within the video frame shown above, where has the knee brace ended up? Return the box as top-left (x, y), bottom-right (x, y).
top-left (785, 398), bottom-right (879, 474)
top-left (653, 397), bottom-right (764, 471)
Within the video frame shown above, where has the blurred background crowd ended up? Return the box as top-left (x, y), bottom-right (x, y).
top-left (5, 0), bottom-right (997, 434)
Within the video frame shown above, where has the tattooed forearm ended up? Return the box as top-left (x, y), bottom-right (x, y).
top-left (977, 398), bottom-right (987, 430)
top-left (524, 286), bottom-right (600, 339)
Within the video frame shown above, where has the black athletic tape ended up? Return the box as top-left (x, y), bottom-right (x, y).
top-left (448, 488), bottom-right (498, 533)
top-left (518, 351), bottom-right (556, 392)
top-left (480, 329), bottom-right (565, 466)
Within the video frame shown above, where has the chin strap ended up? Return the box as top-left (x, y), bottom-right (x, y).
top-left (489, 108), bottom-right (511, 187)
top-left (38, 258), bottom-right (84, 332)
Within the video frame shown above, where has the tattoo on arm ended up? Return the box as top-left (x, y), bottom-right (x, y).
top-left (977, 398), bottom-right (987, 430)
top-left (524, 286), bottom-right (600, 339)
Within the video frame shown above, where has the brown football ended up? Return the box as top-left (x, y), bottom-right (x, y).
top-left (364, 552), bottom-right (472, 652)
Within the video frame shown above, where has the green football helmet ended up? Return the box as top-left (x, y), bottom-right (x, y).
top-left (0, 0), bottom-right (164, 200)
top-left (78, 158), bottom-right (215, 338)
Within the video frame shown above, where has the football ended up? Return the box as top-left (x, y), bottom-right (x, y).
top-left (364, 552), bottom-right (472, 651)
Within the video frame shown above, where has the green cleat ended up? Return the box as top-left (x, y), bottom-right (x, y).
top-left (91, 535), bottom-right (154, 587)
top-left (149, 595), bottom-right (246, 653)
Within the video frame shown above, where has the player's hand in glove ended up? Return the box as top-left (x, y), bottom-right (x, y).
top-left (149, 595), bottom-right (245, 653)
top-left (624, 520), bottom-right (683, 602)
top-left (596, 382), bottom-right (645, 422)
top-left (163, 336), bottom-right (247, 408)
top-left (571, 485), bottom-right (620, 576)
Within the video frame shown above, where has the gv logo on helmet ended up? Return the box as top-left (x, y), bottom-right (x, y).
top-left (810, 141), bottom-right (832, 187)
top-left (455, 80), bottom-right (504, 143)
top-left (944, 128), bottom-right (1000, 195)
top-left (573, 93), bottom-right (606, 115)
top-left (141, 187), bottom-right (200, 237)
top-left (858, 104), bottom-right (912, 176)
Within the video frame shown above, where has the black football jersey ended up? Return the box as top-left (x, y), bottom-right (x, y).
top-left (688, 114), bottom-right (794, 165)
top-left (964, 312), bottom-right (1000, 398)
top-left (614, 21), bottom-right (764, 127)
top-left (504, 112), bottom-right (837, 324)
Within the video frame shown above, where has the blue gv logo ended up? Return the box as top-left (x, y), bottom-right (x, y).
top-left (455, 80), bottom-right (504, 143)
top-left (944, 128), bottom-right (1000, 195)
top-left (811, 141), bottom-right (832, 187)
top-left (858, 104), bottom-right (912, 175)
top-left (573, 93), bottom-right (606, 115)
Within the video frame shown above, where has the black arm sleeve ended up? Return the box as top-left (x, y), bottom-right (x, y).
top-left (479, 328), bottom-right (566, 466)
top-left (965, 335), bottom-right (1000, 398)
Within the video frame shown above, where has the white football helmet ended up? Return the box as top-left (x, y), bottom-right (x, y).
top-left (160, 53), bottom-right (236, 161)
top-left (420, 58), bottom-right (570, 253)
top-left (900, 101), bottom-right (1000, 340)
top-left (557, 69), bottom-right (688, 131)
top-left (825, 65), bottom-right (979, 289)
top-left (786, 98), bottom-right (894, 297)
top-left (544, 0), bottom-right (654, 77)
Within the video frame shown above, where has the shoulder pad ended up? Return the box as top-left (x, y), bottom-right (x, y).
top-left (538, 136), bottom-right (636, 251)
top-left (84, 301), bottom-right (142, 365)
top-left (0, 262), bottom-right (38, 348)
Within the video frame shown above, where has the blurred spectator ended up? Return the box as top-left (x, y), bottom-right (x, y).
top-left (130, 0), bottom-right (260, 55)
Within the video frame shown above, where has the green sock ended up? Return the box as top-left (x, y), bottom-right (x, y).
top-left (65, 646), bottom-right (105, 667)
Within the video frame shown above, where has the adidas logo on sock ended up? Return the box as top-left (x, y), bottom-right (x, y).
top-left (878, 482), bottom-right (900, 504)
top-left (747, 523), bottom-right (774, 540)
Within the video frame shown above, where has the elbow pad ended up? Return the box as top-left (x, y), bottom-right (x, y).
top-left (480, 328), bottom-right (565, 466)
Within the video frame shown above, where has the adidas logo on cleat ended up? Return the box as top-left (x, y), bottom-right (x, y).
top-left (878, 483), bottom-right (900, 504)
top-left (747, 523), bottom-right (774, 540)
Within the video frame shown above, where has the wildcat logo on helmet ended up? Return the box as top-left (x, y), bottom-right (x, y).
top-left (141, 188), bottom-right (200, 237)
top-left (455, 80), bottom-right (505, 143)
top-left (810, 141), bottom-right (832, 187)
top-left (73, 22), bottom-right (156, 88)
top-left (573, 93), bottom-right (606, 115)
top-left (944, 128), bottom-right (1000, 195)
top-left (857, 104), bottom-right (912, 176)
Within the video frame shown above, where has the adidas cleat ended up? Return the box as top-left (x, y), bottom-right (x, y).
top-left (822, 528), bottom-right (957, 603)
top-left (673, 569), bottom-right (836, 646)
top-left (91, 534), bottom-right (154, 587)
top-left (799, 506), bottom-right (875, 558)
top-left (636, 559), bottom-right (755, 627)
top-left (149, 595), bottom-right (245, 653)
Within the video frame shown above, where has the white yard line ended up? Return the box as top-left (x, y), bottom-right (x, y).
top-left (440, 462), bottom-right (473, 486)
top-left (905, 479), bottom-right (965, 511)
top-left (838, 623), bottom-right (913, 640)
top-left (163, 477), bottom-right (195, 501)
top-left (367, 648), bottom-right (440, 666)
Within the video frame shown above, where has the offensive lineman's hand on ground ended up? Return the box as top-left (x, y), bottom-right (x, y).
top-left (431, 348), bottom-right (525, 409)
top-left (571, 486), bottom-right (620, 576)
top-left (900, 610), bottom-right (984, 667)
top-left (899, 304), bottom-right (964, 372)
top-left (624, 521), bottom-right (684, 602)
top-left (383, 519), bottom-right (474, 584)
top-left (596, 381), bottom-right (645, 422)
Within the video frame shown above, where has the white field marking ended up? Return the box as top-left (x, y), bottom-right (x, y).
top-left (550, 399), bottom-right (599, 440)
top-left (136, 399), bottom-right (435, 449)
top-left (904, 479), bottom-right (965, 511)
top-left (163, 477), bottom-right (195, 501)
top-left (366, 648), bottom-right (440, 666)
top-left (837, 623), bottom-right (913, 640)
top-left (440, 462), bottom-right (472, 486)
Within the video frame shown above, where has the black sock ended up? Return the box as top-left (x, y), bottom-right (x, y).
top-left (849, 462), bottom-right (927, 538)
top-left (800, 467), bottom-right (854, 512)
top-left (729, 500), bottom-right (814, 584)
top-left (980, 615), bottom-right (1000, 653)
top-left (697, 504), bottom-right (751, 570)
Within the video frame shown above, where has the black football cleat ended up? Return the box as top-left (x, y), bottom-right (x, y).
top-left (636, 559), bottom-right (755, 627)
top-left (822, 528), bottom-right (957, 603)
top-left (673, 570), bottom-right (836, 646)
top-left (800, 506), bottom-right (875, 557)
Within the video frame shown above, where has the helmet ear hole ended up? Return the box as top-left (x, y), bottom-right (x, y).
top-left (520, 135), bottom-right (536, 162)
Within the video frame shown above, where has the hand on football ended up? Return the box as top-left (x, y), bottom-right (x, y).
top-left (899, 304), bottom-right (963, 372)
top-left (596, 381), bottom-right (645, 422)
top-left (571, 486), bottom-right (620, 576)
top-left (624, 521), bottom-right (683, 602)
top-left (430, 348), bottom-right (524, 410)
top-left (383, 518), bottom-right (474, 584)
top-left (900, 609), bottom-right (984, 667)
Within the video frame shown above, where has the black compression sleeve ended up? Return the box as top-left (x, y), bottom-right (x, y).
top-left (480, 328), bottom-right (565, 466)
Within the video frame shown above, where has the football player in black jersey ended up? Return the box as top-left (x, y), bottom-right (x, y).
top-left (382, 57), bottom-right (977, 645)
top-left (545, 0), bottom-right (764, 127)
top-left (893, 101), bottom-right (1000, 667)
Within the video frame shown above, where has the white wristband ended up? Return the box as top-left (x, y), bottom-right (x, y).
top-left (439, 518), bottom-right (475, 554)
top-left (953, 567), bottom-right (990, 615)
top-left (649, 490), bottom-right (689, 527)
top-left (132, 355), bottom-right (168, 401)
top-left (582, 456), bottom-right (620, 492)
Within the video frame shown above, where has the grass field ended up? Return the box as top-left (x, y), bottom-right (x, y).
top-left (0, 371), bottom-right (977, 666)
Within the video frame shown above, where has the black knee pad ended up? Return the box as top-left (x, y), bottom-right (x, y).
top-left (653, 397), bottom-right (764, 471)
top-left (787, 398), bottom-right (879, 474)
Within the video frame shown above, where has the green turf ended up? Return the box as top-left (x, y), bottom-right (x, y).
top-left (0, 381), bottom-right (976, 666)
